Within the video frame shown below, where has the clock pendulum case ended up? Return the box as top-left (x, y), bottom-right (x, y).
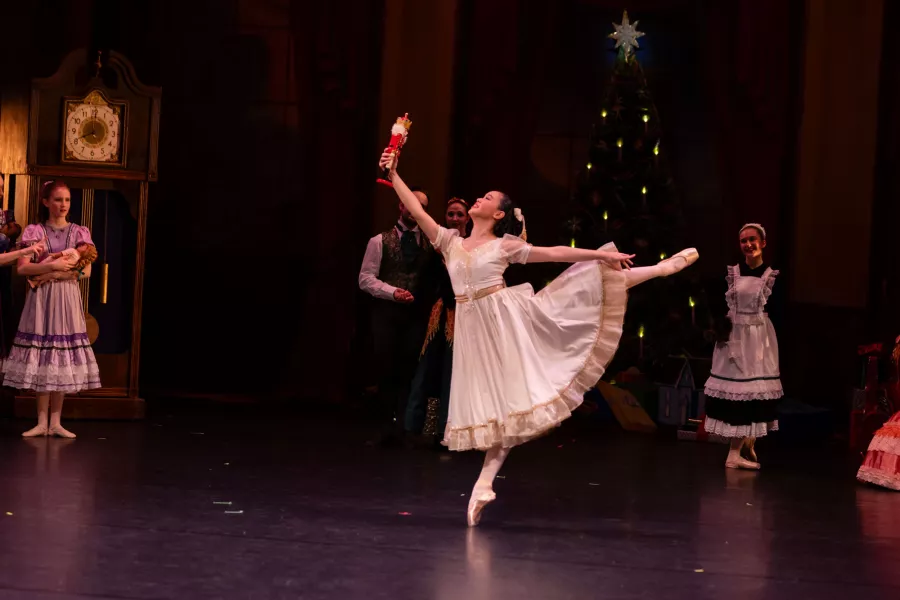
top-left (0, 49), bottom-right (161, 419)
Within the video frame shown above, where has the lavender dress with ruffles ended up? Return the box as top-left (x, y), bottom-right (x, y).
top-left (1, 223), bottom-right (101, 392)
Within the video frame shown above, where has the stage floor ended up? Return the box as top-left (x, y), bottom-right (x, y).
top-left (1, 410), bottom-right (898, 599)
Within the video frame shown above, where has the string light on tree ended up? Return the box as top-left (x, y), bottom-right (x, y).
top-left (638, 324), bottom-right (645, 359)
top-left (561, 12), bottom-right (689, 365)
top-left (689, 296), bottom-right (696, 326)
top-left (566, 216), bottom-right (581, 248)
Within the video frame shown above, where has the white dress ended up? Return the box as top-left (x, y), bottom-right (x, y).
top-left (703, 265), bottom-right (783, 438)
top-left (431, 226), bottom-right (628, 451)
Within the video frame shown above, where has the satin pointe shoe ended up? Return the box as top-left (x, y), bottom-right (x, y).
top-left (467, 489), bottom-right (497, 527)
top-left (658, 248), bottom-right (699, 276)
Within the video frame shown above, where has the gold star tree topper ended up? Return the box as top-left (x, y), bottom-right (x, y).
top-left (608, 10), bottom-right (645, 56)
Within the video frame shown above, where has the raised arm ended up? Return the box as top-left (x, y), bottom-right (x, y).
top-left (379, 151), bottom-right (440, 243)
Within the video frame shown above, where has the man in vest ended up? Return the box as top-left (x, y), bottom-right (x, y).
top-left (359, 187), bottom-right (436, 446)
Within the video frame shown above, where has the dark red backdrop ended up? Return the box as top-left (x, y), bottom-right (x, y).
top-left (2, 0), bottom-right (891, 414)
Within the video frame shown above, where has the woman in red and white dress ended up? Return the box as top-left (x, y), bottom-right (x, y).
top-left (857, 338), bottom-right (900, 491)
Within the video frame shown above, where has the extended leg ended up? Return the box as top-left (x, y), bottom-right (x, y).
top-left (625, 248), bottom-right (699, 289)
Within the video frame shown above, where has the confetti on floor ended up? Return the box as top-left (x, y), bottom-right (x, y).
top-left (398, 512), bottom-right (412, 516)
top-left (5, 512), bottom-right (12, 516)
top-left (224, 510), bottom-right (244, 514)
top-left (694, 569), bottom-right (705, 573)
top-left (213, 501), bottom-right (232, 505)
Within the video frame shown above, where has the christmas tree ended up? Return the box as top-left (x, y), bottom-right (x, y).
top-left (565, 11), bottom-right (702, 369)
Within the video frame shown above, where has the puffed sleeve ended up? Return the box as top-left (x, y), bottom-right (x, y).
top-left (18, 224), bottom-right (44, 248)
top-left (431, 226), bottom-right (460, 257)
top-left (499, 234), bottom-right (532, 264)
top-left (73, 225), bottom-right (95, 247)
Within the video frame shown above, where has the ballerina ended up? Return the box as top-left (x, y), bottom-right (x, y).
top-left (378, 151), bottom-right (698, 526)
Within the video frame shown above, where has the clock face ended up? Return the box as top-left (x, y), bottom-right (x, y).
top-left (62, 91), bottom-right (125, 164)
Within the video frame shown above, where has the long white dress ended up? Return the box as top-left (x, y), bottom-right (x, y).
top-left (432, 226), bottom-right (628, 451)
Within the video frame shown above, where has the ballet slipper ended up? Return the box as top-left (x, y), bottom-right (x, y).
top-left (726, 457), bottom-right (760, 471)
top-left (658, 248), bottom-right (699, 276)
top-left (48, 425), bottom-right (76, 439)
top-left (22, 424), bottom-right (48, 438)
top-left (742, 438), bottom-right (758, 463)
top-left (467, 489), bottom-right (497, 527)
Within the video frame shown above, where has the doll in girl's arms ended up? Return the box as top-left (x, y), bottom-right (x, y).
top-left (27, 242), bottom-right (98, 289)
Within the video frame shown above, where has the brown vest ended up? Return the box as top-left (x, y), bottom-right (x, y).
top-left (380, 226), bottom-right (432, 296)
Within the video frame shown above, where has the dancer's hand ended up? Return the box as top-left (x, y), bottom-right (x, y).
top-left (22, 241), bottom-right (45, 258)
top-left (393, 288), bottom-right (414, 303)
top-left (599, 251), bottom-right (634, 270)
top-left (379, 148), bottom-right (398, 177)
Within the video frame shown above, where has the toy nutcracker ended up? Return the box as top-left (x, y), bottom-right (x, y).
top-left (376, 112), bottom-right (412, 187)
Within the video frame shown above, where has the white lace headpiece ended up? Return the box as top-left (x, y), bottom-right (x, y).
top-left (740, 223), bottom-right (766, 240)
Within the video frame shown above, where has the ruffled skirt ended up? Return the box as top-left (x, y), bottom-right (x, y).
top-left (704, 319), bottom-right (783, 439)
top-left (444, 245), bottom-right (627, 451)
top-left (1, 280), bottom-right (100, 393)
top-left (857, 412), bottom-right (900, 491)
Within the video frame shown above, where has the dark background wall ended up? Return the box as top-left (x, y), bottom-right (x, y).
top-left (0, 0), bottom-right (893, 419)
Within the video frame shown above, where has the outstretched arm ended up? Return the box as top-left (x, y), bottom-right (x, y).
top-left (379, 151), bottom-right (440, 243)
top-left (528, 245), bottom-right (634, 269)
top-left (0, 245), bottom-right (41, 267)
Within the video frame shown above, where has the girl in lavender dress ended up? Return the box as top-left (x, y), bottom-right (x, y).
top-left (379, 151), bottom-right (699, 526)
top-left (3, 181), bottom-right (101, 438)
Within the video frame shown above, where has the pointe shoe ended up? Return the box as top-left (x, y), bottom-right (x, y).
top-left (726, 457), bottom-right (760, 471)
top-left (467, 490), bottom-right (497, 527)
top-left (658, 248), bottom-right (699, 276)
top-left (22, 425), bottom-right (48, 438)
top-left (48, 425), bottom-right (76, 439)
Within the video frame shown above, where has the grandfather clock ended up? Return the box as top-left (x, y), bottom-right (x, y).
top-left (0, 49), bottom-right (160, 419)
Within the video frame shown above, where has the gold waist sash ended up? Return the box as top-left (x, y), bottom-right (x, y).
top-left (455, 283), bottom-right (506, 304)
